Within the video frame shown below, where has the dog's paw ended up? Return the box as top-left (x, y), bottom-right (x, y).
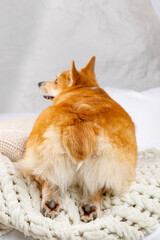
top-left (79, 203), bottom-right (99, 222)
top-left (41, 199), bottom-right (61, 219)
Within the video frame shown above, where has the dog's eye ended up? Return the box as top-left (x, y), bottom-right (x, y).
top-left (55, 79), bottom-right (58, 84)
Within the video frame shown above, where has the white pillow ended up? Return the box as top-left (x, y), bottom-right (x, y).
top-left (0, 116), bottom-right (36, 161)
top-left (105, 87), bottom-right (160, 149)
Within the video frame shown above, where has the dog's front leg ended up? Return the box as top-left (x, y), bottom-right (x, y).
top-left (40, 180), bottom-right (62, 219)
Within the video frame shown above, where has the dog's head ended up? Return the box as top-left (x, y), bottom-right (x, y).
top-left (38, 56), bottom-right (98, 100)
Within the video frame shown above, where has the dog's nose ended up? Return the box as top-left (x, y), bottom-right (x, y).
top-left (38, 81), bottom-right (44, 87)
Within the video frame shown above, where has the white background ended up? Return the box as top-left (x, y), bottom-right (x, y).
top-left (0, 0), bottom-right (160, 113)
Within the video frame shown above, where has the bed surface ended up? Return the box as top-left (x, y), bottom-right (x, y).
top-left (0, 226), bottom-right (160, 240)
top-left (0, 111), bottom-right (160, 240)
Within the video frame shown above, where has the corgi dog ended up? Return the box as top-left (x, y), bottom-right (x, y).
top-left (19, 57), bottom-right (137, 222)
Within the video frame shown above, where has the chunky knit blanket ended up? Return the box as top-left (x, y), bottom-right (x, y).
top-left (0, 149), bottom-right (160, 240)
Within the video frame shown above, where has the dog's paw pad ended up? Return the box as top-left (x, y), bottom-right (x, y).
top-left (79, 203), bottom-right (98, 222)
top-left (82, 203), bottom-right (96, 215)
top-left (41, 199), bottom-right (61, 219)
top-left (46, 199), bottom-right (57, 210)
top-left (42, 207), bottom-right (46, 214)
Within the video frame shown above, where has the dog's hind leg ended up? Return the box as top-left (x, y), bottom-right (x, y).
top-left (79, 188), bottom-right (104, 222)
top-left (40, 180), bottom-right (62, 219)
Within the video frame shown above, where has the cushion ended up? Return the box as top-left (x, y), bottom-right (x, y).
top-left (0, 116), bottom-right (37, 162)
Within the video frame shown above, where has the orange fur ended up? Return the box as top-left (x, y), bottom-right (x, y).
top-left (18, 56), bottom-right (137, 221)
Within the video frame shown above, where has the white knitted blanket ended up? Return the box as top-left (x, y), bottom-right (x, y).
top-left (0, 149), bottom-right (160, 240)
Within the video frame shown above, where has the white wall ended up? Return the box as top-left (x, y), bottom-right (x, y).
top-left (0, 0), bottom-right (160, 113)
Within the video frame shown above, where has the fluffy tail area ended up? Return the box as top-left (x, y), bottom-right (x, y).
top-left (62, 122), bottom-right (98, 162)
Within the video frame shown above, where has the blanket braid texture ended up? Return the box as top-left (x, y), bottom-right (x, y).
top-left (0, 149), bottom-right (160, 240)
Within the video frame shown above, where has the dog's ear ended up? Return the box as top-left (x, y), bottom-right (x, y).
top-left (82, 56), bottom-right (96, 76)
top-left (70, 60), bottom-right (79, 86)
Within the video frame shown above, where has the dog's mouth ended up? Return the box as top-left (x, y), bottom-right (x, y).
top-left (43, 95), bottom-right (54, 100)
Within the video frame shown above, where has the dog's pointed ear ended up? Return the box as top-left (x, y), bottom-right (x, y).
top-left (70, 60), bottom-right (79, 86)
top-left (82, 56), bottom-right (96, 74)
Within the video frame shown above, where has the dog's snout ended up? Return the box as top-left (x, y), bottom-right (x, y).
top-left (38, 81), bottom-right (44, 87)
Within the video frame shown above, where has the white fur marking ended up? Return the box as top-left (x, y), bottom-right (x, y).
top-left (76, 161), bottom-right (84, 172)
top-left (43, 90), bottom-right (60, 97)
top-left (86, 87), bottom-right (98, 90)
